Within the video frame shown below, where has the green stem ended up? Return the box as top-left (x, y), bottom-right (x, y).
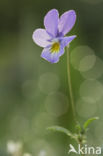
top-left (66, 47), bottom-right (86, 155)
top-left (66, 47), bottom-right (77, 124)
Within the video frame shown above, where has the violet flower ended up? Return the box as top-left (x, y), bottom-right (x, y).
top-left (32, 9), bottom-right (76, 63)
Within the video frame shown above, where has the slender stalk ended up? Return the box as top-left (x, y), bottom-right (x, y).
top-left (66, 47), bottom-right (85, 156)
top-left (66, 47), bottom-right (77, 124)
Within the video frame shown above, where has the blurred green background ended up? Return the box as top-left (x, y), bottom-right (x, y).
top-left (0, 0), bottom-right (103, 155)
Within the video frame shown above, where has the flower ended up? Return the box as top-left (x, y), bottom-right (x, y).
top-left (32, 9), bottom-right (76, 63)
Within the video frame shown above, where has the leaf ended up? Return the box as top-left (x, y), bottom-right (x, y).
top-left (47, 126), bottom-right (74, 138)
top-left (83, 117), bottom-right (99, 130)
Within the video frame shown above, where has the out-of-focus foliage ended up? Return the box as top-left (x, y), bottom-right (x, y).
top-left (0, 0), bottom-right (103, 156)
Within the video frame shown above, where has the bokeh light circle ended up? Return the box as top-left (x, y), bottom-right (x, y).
top-left (45, 92), bottom-right (69, 117)
top-left (71, 46), bottom-right (96, 72)
top-left (80, 57), bottom-right (103, 79)
top-left (79, 55), bottom-right (96, 72)
top-left (9, 113), bottom-right (29, 137)
top-left (32, 112), bottom-right (54, 135)
top-left (76, 99), bottom-right (97, 118)
top-left (79, 80), bottom-right (103, 103)
top-left (38, 72), bottom-right (60, 94)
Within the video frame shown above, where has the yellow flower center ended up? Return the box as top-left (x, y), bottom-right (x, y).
top-left (51, 42), bottom-right (60, 53)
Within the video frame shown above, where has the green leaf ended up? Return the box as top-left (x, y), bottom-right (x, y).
top-left (47, 126), bottom-right (73, 138)
top-left (83, 117), bottom-right (99, 130)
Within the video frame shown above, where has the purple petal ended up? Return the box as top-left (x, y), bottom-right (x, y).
top-left (60, 35), bottom-right (76, 48)
top-left (41, 47), bottom-right (59, 63)
top-left (32, 29), bottom-right (51, 47)
top-left (58, 10), bottom-right (76, 35)
top-left (41, 46), bottom-right (66, 63)
top-left (58, 47), bottom-right (65, 57)
top-left (44, 9), bottom-right (59, 37)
